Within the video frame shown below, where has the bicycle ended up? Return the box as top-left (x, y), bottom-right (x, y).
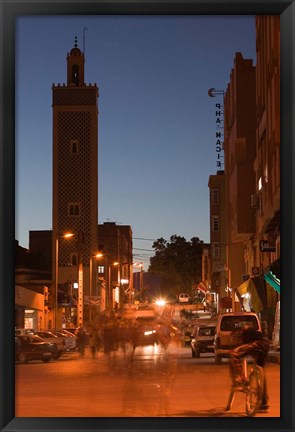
top-left (226, 355), bottom-right (265, 417)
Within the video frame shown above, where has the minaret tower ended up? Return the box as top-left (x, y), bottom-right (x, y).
top-left (52, 36), bottom-right (98, 327)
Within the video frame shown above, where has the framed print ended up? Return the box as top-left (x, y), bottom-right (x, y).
top-left (0, 0), bottom-right (294, 431)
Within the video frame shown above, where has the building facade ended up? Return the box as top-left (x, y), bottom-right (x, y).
top-left (252, 15), bottom-right (280, 338)
top-left (211, 18), bottom-right (280, 338)
top-left (52, 37), bottom-right (99, 327)
top-left (254, 15), bottom-right (280, 273)
top-left (98, 222), bottom-right (133, 310)
top-left (223, 52), bottom-right (257, 308)
top-left (208, 170), bottom-right (228, 311)
top-left (15, 240), bottom-right (50, 330)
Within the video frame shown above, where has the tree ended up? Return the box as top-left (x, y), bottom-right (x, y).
top-left (148, 235), bottom-right (204, 298)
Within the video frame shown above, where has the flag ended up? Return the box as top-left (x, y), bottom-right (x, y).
top-left (197, 281), bottom-right (208, 294)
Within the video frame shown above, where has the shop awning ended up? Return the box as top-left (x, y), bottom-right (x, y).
top-left (237, 277), bottom-right (266, 313)
top-left (264, 258), bottom-right (280, 294)
top-left (264, 271), bottom-right (280, 293)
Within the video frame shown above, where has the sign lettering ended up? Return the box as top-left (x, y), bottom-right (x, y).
top-left (214, 103), bottom-right (224, 168)
top-left (259, 240), bottom-right (276, 253)
top-left (78, 264), bottom-right (83, 326)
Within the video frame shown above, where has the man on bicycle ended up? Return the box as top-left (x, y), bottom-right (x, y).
top-left (229, 326), bottom-right (270, 412)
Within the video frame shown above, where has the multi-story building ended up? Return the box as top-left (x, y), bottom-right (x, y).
top-left (252, 15), bottom-right (280, 337)
top-left (254, 15), bottom-right (280, 275)
top-left (208, 170), bottom-right (227, 311)
top-left (211, 18), bottom-right (280, 338)
top-left (52, 37), bottom-right (99, 327)
top-left (223, 52), bottom-right (257, 310)
top-left (16, 39), bottom-right (135, 328)
top-left (15, 240), bottom-right (50, 330)
top-left (98, 222), bottom-right (133, 309)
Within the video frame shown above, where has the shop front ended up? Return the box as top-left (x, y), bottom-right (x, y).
top-left (15, 285), bottom-right (47, 331)
top-left (263, 258), bottom-right (280, 348)
top-left (236, 275), bottom-right (278, 339)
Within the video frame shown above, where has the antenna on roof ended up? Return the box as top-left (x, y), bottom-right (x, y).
top-left (83, 27), bottom-right (88, 55)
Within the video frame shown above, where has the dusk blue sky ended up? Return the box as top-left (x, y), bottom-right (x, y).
top-left (15, 15), bottom-right (256, 269)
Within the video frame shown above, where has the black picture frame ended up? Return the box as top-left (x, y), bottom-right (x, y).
top-left (0, 1), bottom-right (294, 431)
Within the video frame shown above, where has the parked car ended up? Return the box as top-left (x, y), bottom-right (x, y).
top-left (15, 328), bottom-right (35, 336)
top-left (191, 324), bottom-right (216, 358)
top-left (33, 331), bottom-right (66, 359)
top-left (178, 293), bottom-right (190, 303)
top-left (61, 328), bottom-right (78, 336)
top-left (56, 330), bottom-right (77, 351)
top-left (15, 335), bottom-right (56, 363)
top-left (60, 329), bottom-right (77, 337)
top-left (214, 312), bottom-right (261, 364)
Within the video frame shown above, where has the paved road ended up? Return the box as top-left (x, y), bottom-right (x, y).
top-left (15, 342), bottom-right (280, 417)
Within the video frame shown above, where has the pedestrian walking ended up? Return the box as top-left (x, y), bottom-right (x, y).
top-left (89, 325), bottom-right (100, 358)
top-left (75, 326), bottom-right (87, 357)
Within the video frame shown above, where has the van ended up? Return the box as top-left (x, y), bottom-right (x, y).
top-left (178, 293), bottom-right (190, 303)
top-left (214, 312), bottom-right (261, 364)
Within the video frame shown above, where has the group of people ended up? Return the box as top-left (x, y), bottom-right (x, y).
top-left (75, 314), bottom-right (271, 413)
top-left (74, 315), bottom-right (175, 358)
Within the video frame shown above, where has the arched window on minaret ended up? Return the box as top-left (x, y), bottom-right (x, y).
top-left (71, 254), bottom-right (78, 266)
top-left (70, 139), bottom-right (79, 154)
top-left (72, 64), bottom-right (79, 86)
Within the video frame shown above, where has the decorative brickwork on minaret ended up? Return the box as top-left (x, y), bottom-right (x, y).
top-left (52, 37), bottom-right (98, 324)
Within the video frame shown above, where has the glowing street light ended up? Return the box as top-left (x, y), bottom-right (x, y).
top-left (89, 253), bottom-right (105, 322)
top-left (96, 254), bottom-right (120, 311)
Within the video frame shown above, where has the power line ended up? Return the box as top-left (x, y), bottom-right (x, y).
top-left (133, 237), bottom-right (156, 241)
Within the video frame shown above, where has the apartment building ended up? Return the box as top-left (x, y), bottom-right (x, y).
top-left (208, 170), bottom-right (228, 311)
top-left (98, 222), bottom-right (133, 310)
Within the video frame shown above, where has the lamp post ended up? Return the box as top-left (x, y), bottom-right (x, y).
top-left (108, 261), bottom-right (119, 310)
top-left (89, 253), bottom-right (103, 323)
top-left (89, 256), bottom-right (93, 323)
top-left (54, 232), bottom-right (74, 330)
top-left (55, 238), bottom-right (59, 330)
top-left (96, 253), bottom-right (120, 311)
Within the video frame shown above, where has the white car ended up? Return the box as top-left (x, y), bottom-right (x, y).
top-left (214, 312), bottom-right (261, 364)
top-left (33, 331), bottom-right (66, 359)
top-left (56, 330), bottom-right (77, 351)
top-left (178, 293), bottom-right (190, 303)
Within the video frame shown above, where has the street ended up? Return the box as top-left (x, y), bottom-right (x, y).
top-left (15, 341), bottom-right (280, 417)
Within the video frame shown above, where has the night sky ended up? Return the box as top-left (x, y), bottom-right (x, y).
top-left (15, 15), bottom-right (256, 268)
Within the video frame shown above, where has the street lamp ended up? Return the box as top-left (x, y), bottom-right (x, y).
top-left (96, 253), bottom-right (120, 311)
top-left (109, 261), bottom-right (119, 310)
top-left (89, 253), bottom-right (103, 322)
top-left (208, 88), bottom-right (225, 98)
top-left (55, 232), bottom-right (74, 330)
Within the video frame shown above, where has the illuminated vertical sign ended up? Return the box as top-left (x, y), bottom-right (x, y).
top-left (78, 263), bottom-right (83, 326)
top-left (215, 103), bottom-right (224, 169)
top-left (208, 88), bottom-right (225, 169)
